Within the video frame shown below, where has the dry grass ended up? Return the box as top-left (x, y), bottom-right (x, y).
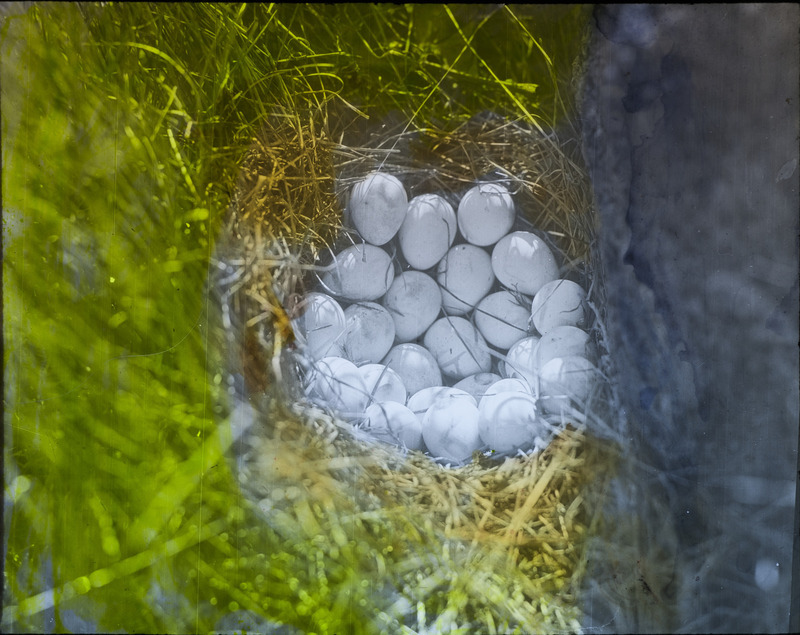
top-left (4, 5), bottom-right (628, 633)
top-left (208, 106), bottom-right (626, 632)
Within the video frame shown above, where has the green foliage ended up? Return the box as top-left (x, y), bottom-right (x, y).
top-left (2, 3), bottom-right (591, 632)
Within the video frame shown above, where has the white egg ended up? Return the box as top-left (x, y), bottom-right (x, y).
top-left (359, 364), bottom-right (407, 404)
top-left (491, 231), bottom-right (559, 296)
top-left (407, 386), bottom-right (476, 417)
top-left (322, 244), bottom-right (395, 301)
top-left (457, 182), bottom-right (515, 246)
top-left (382, 343), bottom-right (442, 395)
top-left (290, 292), bottom-right (346, 361)
top-left (436, 244), bottom-right (495, 315)
top-left (535, 326), bottom-right (592, 370)
top-left (481, 377), bottom-right (532, 399)
top-left (537, 355), bottom-right (597, 415)
top-left (306, 356), bottom-right (369, 415)
top-left (382, 271), bottom-right (442, 342)
top-left (424, 317), bottom-right (492, 380)
top-left (474, 290), bottom-right (532, 349)
top-left (530, 279), bottom-right (587, 334)
top-left (341, 302), bottom-right (396, 364)
top-left (452, 372), bottom-right (502, 401)
top-left (349, 172), bottom-right (408, 246)
top-left (363, 402), bottom-right (423, 451)
top-left (503, 335), bottom-right (543, 392)
top-left (478, 390), bottom-right (541, 452)
top-left (398, 194), bottom-right (457, 270)
top-left (422, 397), bottom-right (482, 464)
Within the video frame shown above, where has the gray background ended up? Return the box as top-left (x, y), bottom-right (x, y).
top-left (582, 4), bottom-right (799, 633)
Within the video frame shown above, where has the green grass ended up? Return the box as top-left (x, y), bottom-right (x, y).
top-left (2, 3), bottom-right (591, 632)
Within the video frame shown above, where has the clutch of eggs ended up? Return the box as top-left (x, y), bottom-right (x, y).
top-left (292, 172), bottom-right (597, 465)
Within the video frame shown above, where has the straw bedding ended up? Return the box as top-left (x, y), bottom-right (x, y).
top-left (211, 108), bottom-right (624, 633)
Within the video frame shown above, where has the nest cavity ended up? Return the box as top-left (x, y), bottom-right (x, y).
top-left (212, 107), bottom-right (623, 633)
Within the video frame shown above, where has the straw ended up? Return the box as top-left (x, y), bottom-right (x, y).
top-left (213, 106), bottom-right (622, 633)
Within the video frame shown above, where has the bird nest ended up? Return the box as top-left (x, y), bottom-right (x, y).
top-left (210, 107), bottom-right (625, 633)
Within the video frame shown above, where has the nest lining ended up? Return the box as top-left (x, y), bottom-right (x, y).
top-left (212, 108), bottom-right (625, 633)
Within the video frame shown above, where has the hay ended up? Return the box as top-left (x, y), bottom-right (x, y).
top-left (212, 107), bottom-right (623, 633)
